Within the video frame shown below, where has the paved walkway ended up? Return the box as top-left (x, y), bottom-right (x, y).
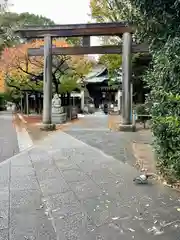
top-left (1, 129), bottom-right (180, 239)
top-left (0, 111), bottom-right (19, 162)
top-left (16, 113), bottom-right (155, 172)
top-left (65, 114), bottom-right (154, 170)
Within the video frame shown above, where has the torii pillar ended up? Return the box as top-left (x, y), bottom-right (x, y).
top-left (119, 32), bottom-right (135, 131)
top-left (41, 35), bottom-right (55, 130)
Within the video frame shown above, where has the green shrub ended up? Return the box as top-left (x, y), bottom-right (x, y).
top-left (152, 115), bottom-right (180, 182)
top-left (134, 104), bottom-right (148, 115)
top-left (145, 38), bottom-right (180, 182)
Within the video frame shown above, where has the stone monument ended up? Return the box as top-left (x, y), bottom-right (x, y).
top-left (52, 94), bottom-right (67, 124)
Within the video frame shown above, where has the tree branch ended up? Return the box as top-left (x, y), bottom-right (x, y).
top-left (114, 0), bottom-right (122, 12)
top-left (6, 81), bottom-right (21, 91)
top-left (105, 0), bottom-right (119, 21)
top-left (28, 57), bottom-right (43, 68)
top-left (18, 65), bottom-right (39, 78)
top-left (53, 59), bottom-right (67, 75)
top-left (6, 80), bottom-right (42, 93)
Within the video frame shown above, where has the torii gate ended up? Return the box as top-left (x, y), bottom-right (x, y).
top-left (16, 22), bottom-right (149, 131)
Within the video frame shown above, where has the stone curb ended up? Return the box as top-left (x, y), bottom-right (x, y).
top-left (17, 113), bottom-right (27, 124)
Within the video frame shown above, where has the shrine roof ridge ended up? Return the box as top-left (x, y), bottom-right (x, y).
top-left (15, 22), bottom-right (134, 39)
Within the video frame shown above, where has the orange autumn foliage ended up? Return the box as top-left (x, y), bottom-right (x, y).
top-left (0, 39), bottom-right (92, 92)
top-left (0, 80), bottom-right (5, 93)
top-left (0, 39), bottom-right (68, 78)
top-left (0, 71), bottom-right (5, 92)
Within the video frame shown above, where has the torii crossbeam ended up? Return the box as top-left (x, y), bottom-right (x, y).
top-left (15, 22), bottom-right (149, 131)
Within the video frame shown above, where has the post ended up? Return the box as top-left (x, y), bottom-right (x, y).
top-left (81, 89), bottom-right (85, 111)
top-left (42, 35), bottom-right (52, 125)
top-left (120, 32), bottom-right (134, 131)
top-left (117, 89), bottom-right (122, 113)
top-left (121, 32), bottom-right (132, 124)
top-left (26, 92), bottom-right (29, 115)
top-left (131, 83), bottom-right (133, 121)
top-left (20, 93), bottom-right (23, 112)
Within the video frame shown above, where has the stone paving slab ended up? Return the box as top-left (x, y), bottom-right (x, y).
top-left (0, 112), bottom-right (19, 163)
top-left (64, 115), bottom-right (154, 171)
top-left (0, 190), bottom-right (9, 230)
top-left (0, 229), bottom-right (8, 240)
top-left (10, 210), bottom-right (56, 240)
top-left (65, 129), bottom-right (136, 164)
top-left (29, 131), bottom-right (180, 239)
top-left (0, 130), bottom-right (180, 239)
top-left (0, 149), bottom-right (57, 240)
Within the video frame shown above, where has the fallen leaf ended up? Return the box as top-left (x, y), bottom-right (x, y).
top-left (112, 217), bottom-right (120, 220)
top-left (128, 228), bottom-right (135, 232)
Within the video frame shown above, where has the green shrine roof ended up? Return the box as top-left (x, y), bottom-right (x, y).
top-left (85, 76), bottom-right (109, 83)
top-left (85, 64), bottom-right (106, 78)
top-left (83, 64), bottom-right (108, 83)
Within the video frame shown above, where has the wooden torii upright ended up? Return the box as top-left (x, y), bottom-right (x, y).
top-left (16, 22), bottom-right (148, 131)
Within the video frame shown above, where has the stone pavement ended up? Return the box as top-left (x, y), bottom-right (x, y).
top-left (17, 112), bottom-right (155, 172)
top-left (65, 114), bottom-right (154, 169)
top-left (1, 129), bottom-right (180, 239)
top-left (15, 113), bottom-right (84, 143)
top-left (0, 111), bottom-right (19, 162)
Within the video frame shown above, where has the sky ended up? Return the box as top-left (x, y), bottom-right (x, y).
top-left (10, 0), bottom-right (90, 24)
top-left (10, 0), bottom-right (99, 46)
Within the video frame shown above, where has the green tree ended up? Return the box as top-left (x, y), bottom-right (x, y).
top-left (90, 0), bottom-right (140, 22)
top-left (59, 76), bottom-right (81, 94)
top-left (128, 0), bottom-right (180, 182)
top-left (132, 53), bottom-right (151, 103)
top-left (66, 37), bottom-right (81, 46)
top-left (0, 0), bottom-right (9, 13)
top-left (99, 54), bottom-right (122, 77)
top-left (91, 0), bottom-right (180, 181)
top-left (98, 52), bottom-right (151, 103)
top-left (0, 12), bottom-right (55, 52)
top-left (89, 0), bottom-right (150, 103)
top-left (98, 54), bottom-right (122, 88)
top-left (0, 11), bottom-right (83, 52)
top-left (90, 0), bottom-right (143, 44)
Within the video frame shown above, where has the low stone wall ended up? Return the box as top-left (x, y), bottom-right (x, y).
top-left (52, 113), bottom-right (67, 124)
top-left (64, 106), bottom-right (78, 120)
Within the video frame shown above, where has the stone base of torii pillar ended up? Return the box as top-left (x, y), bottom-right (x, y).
top-left (40, 123), bottom-right (56, 131)
top-left (119, 124), bottom-right (136, 132)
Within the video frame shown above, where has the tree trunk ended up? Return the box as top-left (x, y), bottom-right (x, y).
top-left (34, 93), bottom-right (39, 114)
top-left (53, 78), bottom-right (59, 94)
top-left (61, 94), bottom-right (65, 106)
top-left (66, 92), bottom-right (71, 106)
